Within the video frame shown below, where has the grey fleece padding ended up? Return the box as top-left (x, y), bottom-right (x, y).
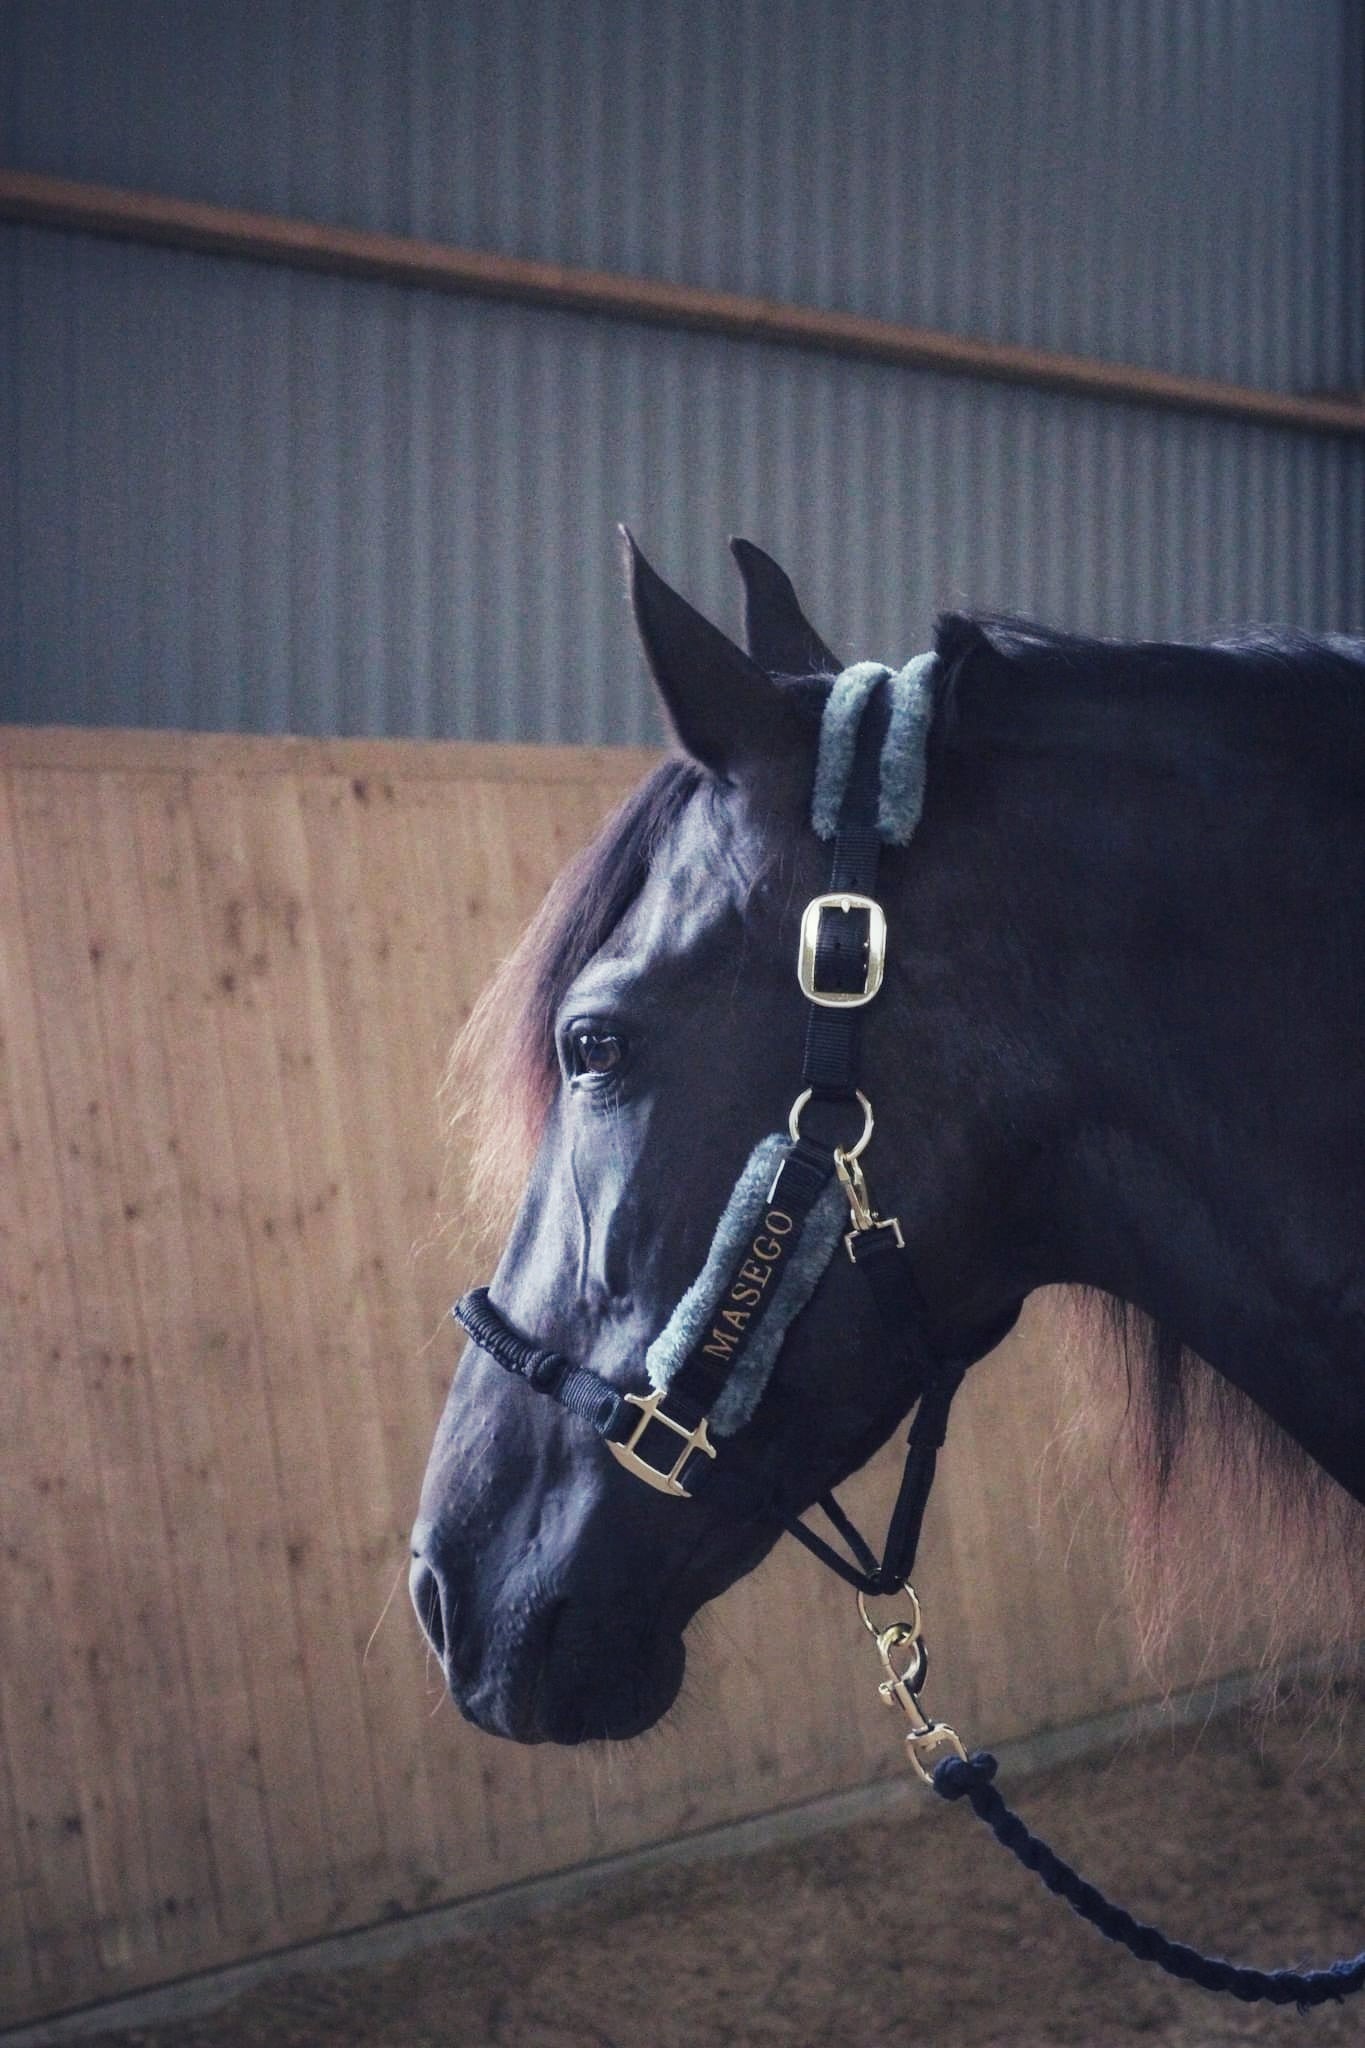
top-left (645, 1133), bottom-right (851, 1435)
top-left (810, 652), bottom-right (939, 845)
top-left (810, 662), bottom-right (891, 838)
top-left (878, 652), bottom-right (938, 843)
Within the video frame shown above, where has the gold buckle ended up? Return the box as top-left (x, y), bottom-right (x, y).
top-left (607, 1388), bottom-right (716, 1497)
top-left (797, 893), bottom-right (887, 1008)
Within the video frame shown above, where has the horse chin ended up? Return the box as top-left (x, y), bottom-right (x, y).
top-left (449, 1607), bottom-right (687, 1747)
top-left (536, 1629), bottom-right (687, 1746)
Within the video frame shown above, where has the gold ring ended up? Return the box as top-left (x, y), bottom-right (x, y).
top-left (856, 1583), bottom-right (921, 1639)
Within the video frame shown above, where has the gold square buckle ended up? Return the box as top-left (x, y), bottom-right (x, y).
top-left (797, 893), bottom-right (887, 1008)
top-left (607, 1388), bottom-right (716, 1497)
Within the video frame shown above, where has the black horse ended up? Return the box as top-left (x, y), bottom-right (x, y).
top-left (412, 535), bottom-right (1364, 1749)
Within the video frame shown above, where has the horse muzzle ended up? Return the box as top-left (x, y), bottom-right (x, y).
top-left (409, 1522), bottom-right (687, 1744)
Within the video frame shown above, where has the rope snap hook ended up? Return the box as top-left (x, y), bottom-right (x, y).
top-left (855, 1583), bottom-right (968, 1785)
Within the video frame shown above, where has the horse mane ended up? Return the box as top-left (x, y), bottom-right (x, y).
top-left (1056, 1290), bottom-right (1365, 1694)
top-left (937, 611), bottom-right (1365, 682)
top-left (933, 613), bottom-right (1365, 787)
top-left (932, 613), bottom-right (1365, 1679)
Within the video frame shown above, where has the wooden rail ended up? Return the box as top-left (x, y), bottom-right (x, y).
top-left (4, 169), bottom-right (1363, 437)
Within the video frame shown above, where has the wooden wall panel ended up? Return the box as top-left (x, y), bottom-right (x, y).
top-left (0, 726), bottom-right (1282, 2026)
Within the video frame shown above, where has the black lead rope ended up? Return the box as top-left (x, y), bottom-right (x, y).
top-left (801, 1361), bottom-right (1365, 2010)
top-left (932, 1752), bottom-right (1365, 2008)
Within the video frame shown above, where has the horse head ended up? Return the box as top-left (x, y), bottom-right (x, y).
top-left (410, 538), bottom-right (1034, 1743)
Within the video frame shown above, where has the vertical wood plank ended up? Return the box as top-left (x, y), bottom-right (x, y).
top-left (184, 772), bottom-right (386, 1922)
top-left (0, 1731), bottom-right (35, 2008)
top-left (80, 772), bottom-right (279, 1946)
top-left (7, 772), bottom-right (197, 1970)
top-left (936, 1335), bottom-right (1058, 1742)
top-left (131, 772), bottom-right (333, 1932)
top-left (0, 776), bottom-right (85, 2001)
top-left (240, 768), bottom-right (446, 1908)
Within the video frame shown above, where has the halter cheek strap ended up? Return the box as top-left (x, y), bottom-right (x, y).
top-left (643, 1132), bottom-right (850, 1438)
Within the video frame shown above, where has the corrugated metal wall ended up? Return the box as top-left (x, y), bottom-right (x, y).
top-left (3, 0), bottom-right (1363, 742)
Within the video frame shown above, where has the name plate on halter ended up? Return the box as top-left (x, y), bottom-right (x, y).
top-left (693, 1194), bottom-right (799, 1368)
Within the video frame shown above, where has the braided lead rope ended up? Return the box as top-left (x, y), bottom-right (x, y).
top-left (932, 1752), bottom-right (1365, 2008)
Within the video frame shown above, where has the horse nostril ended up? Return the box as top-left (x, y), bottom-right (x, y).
top-left (408, 1557), bottom-right (446, 1660)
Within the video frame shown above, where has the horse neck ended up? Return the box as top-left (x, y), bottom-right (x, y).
top-left (898, 655), bottom-right (1365, 1502)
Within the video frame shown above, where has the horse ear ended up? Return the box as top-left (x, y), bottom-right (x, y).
top-left (729, 537), bottom-right (840, 676)
top-left (622, 529), bottom-right (795, 775)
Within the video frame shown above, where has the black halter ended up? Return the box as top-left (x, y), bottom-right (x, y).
top-left (453, 669), bottom-right (1021, 1594)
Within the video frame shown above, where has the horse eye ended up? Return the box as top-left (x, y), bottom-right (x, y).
top-left (570, 1027), bottom-right (627, 1078)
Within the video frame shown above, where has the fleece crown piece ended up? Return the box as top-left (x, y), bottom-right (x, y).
top-left (811, 652), bottom-right (937, 845)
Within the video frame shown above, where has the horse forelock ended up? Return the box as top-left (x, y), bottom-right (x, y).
top-left (440, 756), bottom-right (709, 1257)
